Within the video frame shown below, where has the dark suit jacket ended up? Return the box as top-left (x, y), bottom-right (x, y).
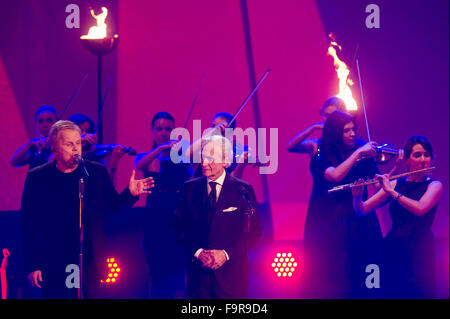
top-left (176, 172), bottom-right (262, 298)
top-left (21, 160), bottom-right (138, 297)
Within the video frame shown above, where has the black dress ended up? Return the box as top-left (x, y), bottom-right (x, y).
top-left (139, 155), bottom-right (191, 298)
top-left (383, 178), bottom-right (438, 298)
top-left (303, 151), bottom-right (383, 298)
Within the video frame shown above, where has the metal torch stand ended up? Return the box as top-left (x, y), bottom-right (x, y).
top-left (97, 55), bottom-right (103, 145)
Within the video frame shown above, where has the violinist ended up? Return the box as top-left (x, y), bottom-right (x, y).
top-left (10, 105), bottom-right (58, 170)
top-left (190, 112), bottom-right (261, 179)
top-left (134, 111), bottom-right (191, 298)
top-left (302, 110), bottom-right (383, 298)
top-left (352, 136), bottom-right (442, 298)
top-left (287, 97), bottom-right (346, 157)
top-left (68, 113), bottom-right (126, 180)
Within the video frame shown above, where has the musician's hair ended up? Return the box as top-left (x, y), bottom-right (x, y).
top-left (213, 112), bottom-right (236, 129)
top-left (151, 111), bottom-right (175, 149)
top-left (201, 135), bottom-right (233, 167)
top-left (321, 97), bottom-right (346, 113)
top-left (34, 105), bottom-right (58, 121)
top-left (48, 120), bottom-right (81, 147)
top-left (320, 110), bottom-right (364, 166)
top-left (151, 111), bottom-right (175, 129)
top-left (404, 135), bottom-right (434, 160)
top-left (69, 114), bottom-right (95, 133)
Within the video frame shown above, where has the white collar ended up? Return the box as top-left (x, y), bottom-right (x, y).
top-left (207, 169), bottom-right (226, 186)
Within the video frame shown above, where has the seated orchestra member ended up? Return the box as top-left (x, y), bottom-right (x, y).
top-left (352, 135), bottom-right (443, 298)
top-left (176, 135), bottom-right (262, 298)
top-left (10, 105), bottom-right (58, 170)
top-left (134, 111), bottom-right (191, 298)
top-left (21, 120), bottom-right (154, 299)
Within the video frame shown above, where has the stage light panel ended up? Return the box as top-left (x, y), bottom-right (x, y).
top-left (272, 252), bottom-right (299, 279)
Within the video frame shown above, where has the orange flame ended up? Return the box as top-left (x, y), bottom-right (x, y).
top-left (81, 7), bottom-right (109, 39)
top-left (327, 35), bottom-right (358, 111)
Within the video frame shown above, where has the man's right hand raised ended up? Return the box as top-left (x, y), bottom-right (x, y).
top-left (27, 270), bottom-right (43, 288)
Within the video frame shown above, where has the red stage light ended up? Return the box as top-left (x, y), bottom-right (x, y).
top-left (272, 252), bottom-right (299, 278)
top-left (101, 257), bottom-right (121, 284)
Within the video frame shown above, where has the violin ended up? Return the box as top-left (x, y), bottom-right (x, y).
top-left (234, 144), bottom-right (269, 167)
top-left (357, 143), bottom-right (399, 165)
top-left (84, 143), bottom-right (137, 161)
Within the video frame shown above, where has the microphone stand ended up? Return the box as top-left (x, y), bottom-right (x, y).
top-left (244, 208), bottom-right (255, 234)
top-left (240, 188), bottom-right (255, 234)
top-left (76, 156), bottom-right (88, 299)
top-left (78, 176), bottom-right (85, 299)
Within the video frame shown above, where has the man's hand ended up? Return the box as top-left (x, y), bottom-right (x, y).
top-left (198, 250), bottom-right (214, 268)
top-left (27, 270), bottom-right (43, 288)
top-left (128, 169), bottom-right (155, 196)
top-left (203, 250), bottom-right (227, 270)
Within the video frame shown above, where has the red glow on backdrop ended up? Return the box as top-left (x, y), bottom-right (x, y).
top-left (101, 257), bottom-right (121, 284)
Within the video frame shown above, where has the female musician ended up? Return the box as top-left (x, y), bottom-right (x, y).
top-left (68, 113), bottom-right (98, 151)
top-left (69, 113), bottom-right (126, 180)
top-left (287, 97), bottom-right (346, 157)
top-left (302, 110), bottom-right (383, 298)
top-left (190, 112), bottom-right (260, 179)
top-left (10, 105), bottom-right (58, 170)
top-left (352, 136), bottom-right (442, 298)
top-left (135, 112), bottom-right (192, 298)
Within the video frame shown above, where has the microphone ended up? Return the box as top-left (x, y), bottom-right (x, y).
top-left (73, 154), bottom-right (89, 177)
top-left (239, 186), bottom-right (255, 234)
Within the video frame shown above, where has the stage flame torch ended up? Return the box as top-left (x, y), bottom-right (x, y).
top-left (81, 7), bottom-right (118, 144)
top-left (327, 34), bottom-right (358, 111)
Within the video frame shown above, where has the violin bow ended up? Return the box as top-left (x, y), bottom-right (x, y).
top-left (184, 74), bottom-right (206, 129)
top-left (227, 68), bottom-right (270, 128)
top-left (355, 54), bottom-right (372, 142)
top-left (60, 72), bottom-right (89, 119)
top-left (94, 73), bottom-right (113, 133)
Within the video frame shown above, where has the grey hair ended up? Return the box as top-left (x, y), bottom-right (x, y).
top-left (201, 135), bottom-right (233, 167)
top-left (48, 120), bottom-right (81, 147)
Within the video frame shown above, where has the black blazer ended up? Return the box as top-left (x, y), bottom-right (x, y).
top-left (21, 161), bottom-right (139, 285)
top-left (176, 172), bottom-right (262, 296)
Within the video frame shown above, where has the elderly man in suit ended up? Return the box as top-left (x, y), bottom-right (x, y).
top-left (176, 135), bottom-right (262, 299)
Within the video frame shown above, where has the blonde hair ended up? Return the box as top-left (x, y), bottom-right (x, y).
top-left (48, 120), bottom-right (81, 147)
